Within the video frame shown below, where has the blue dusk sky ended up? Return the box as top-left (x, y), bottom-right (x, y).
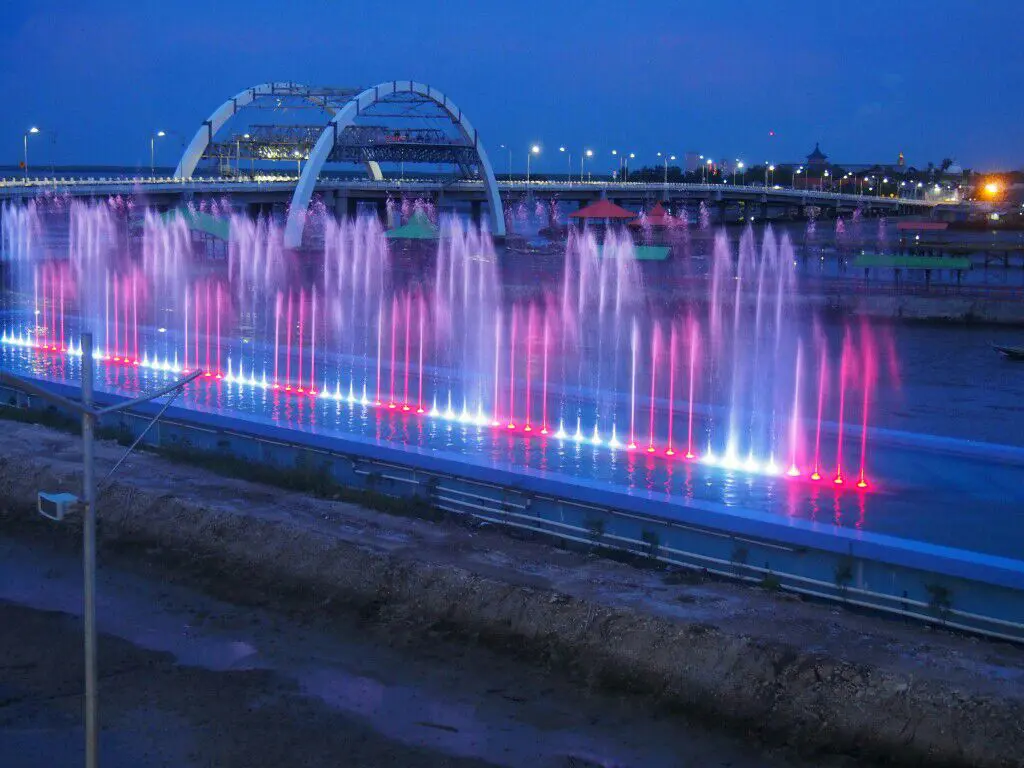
top-left (1, 0), bottom-right (1021, 172)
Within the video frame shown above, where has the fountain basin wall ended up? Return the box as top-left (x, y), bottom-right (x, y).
top-left (4, 377), bottom-right (1022, 643)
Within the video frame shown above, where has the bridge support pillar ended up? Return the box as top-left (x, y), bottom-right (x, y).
top-left (333, 195), bottom-right (357, 220)
top-left (470, 199), bottom-right (482, 227)
top-left (375, 199), bottom-right (388, 226)
top-left (719, 201), bottom-right (728, 225)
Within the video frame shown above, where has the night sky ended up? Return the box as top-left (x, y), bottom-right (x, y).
top-left (2, 0), bottom-right (1021, 172)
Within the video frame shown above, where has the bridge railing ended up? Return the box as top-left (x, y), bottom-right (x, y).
top-left (0, 175), bottom-right (935, 204)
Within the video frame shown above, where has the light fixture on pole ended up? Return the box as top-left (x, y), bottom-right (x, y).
top-left (23, 126), bottom-right (40, 180)
top-left (150, 130), bottom-right (166, 175)
top-left (581, 148), bottom-right (593, 182)
top-left (241, 133), bottom-right (251, 178)
top-left (499, 144), bottom-right (512, 181)
top-left (733, 160), bottom-right (744, 186)
top-left (0, 341), bottom-right (201, 768)
top-left (658, 152), bottom-right (676, 185)
top-left (559, 146), bottom-right (572, 179)
top-left (526, 144), bottom-right (541, 183)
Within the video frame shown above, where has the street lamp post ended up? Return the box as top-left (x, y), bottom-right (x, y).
top-left (732, 160), bottom-right (744, 186)
top-left (581, 149), bottom-right (593, 182)
top-left (0, 336), bottom-right (201, 768)
top-left (150, 131), bottom-right (166, 175)
top-left (23, 126), bottom-right (40, 180)
top-left (499, 144), bottom-right (512, 181)
top-left (559, 146), bottom-right (572, 180)
top-left (526, 144), bottom-right (540, 184)
top-left (658, 152), bottom-right (676, 185)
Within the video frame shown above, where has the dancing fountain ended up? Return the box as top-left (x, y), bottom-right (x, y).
top-left (1, 198), bottom-right (887, 526)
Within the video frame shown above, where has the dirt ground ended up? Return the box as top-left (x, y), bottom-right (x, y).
top-left (1, 420), bottom-right (1022, 767)
top-left (0, 535), bottom-right (816, 768)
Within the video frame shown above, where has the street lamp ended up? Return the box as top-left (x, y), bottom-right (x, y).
top-left (526, 144), bottom-right (541, 183)
top-left (794, 166), bottom-right (803, 190)
top-left (23, 126), bottom-right (40, 180)
top-left (582, 148), bottom-right (593, 182)
top-left (704, 157), bottom-right (713, 184)
top-left (499, 144), bottom-right (512, 181)
top-left (241, 133), bottom-right (252, 178)
top-left (561, 145), bottom-right (577, 181)
top-left (658, 152), bottom-right (676, 185)
top-left (822, 169), bottom-right (830, 192)
top-left (150, 130), bottom-right (166, 175)
top-left (0, 339), bottom-right (201, 768)
top-left (767, 163), bottom-right (775, 187)
top-left (733, 160), bottom-right (744, 186)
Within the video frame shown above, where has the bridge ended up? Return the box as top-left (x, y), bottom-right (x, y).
top-left (1, 79), bottom-right (941, 247)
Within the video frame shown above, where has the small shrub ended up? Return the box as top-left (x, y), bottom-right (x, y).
top-left (640, 529), bottom-right (660, 559)
top-left (584, 515), bottom-right (605, 544)
top-left (760, 573), bottom-right (782, 591)
top-left (925, 583), bottom-right (953, 622)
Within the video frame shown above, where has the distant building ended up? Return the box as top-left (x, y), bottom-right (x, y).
top-left (806, 143), bottom-right (828, 169)
top-left (897, 151), bottom-right (905, 168)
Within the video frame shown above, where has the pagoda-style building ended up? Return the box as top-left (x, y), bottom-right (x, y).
top-left (806, 143), bottom-right (828, 169)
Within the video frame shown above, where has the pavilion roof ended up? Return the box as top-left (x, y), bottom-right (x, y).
top-left (568, 199), bottom-right (636, 219)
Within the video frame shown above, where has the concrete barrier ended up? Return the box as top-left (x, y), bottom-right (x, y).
top-left (3, 377), bottom-right (1022, 642)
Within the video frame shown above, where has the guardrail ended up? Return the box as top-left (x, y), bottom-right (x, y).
top-left (3, 377), bottom-right (1022, 643)
top-left (0, 175), bottom-right (939, 206)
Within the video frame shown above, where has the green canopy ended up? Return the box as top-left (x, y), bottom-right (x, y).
top-left (386, 211), bottom-right (438, 240)
top-left (852, 254), bottom-right (971, 271)
top-left (159, 208), bottom-right (231, 241)
top-left (599, 244), bottom-right (671, 261)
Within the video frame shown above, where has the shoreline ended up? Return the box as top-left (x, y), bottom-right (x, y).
top-left (1, 421), bottom-right (1022, 767)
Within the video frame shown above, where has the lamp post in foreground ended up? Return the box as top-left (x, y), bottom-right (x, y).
top-left (0, 334), bottom-right (201, 768)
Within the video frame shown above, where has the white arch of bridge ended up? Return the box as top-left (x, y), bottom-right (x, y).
top-left (173, 82), bottom-right (383, 181)
top-left (283, 80), bottom-right (505, 248)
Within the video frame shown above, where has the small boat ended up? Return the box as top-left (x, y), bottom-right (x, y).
top-left (992, 344), bottom-right (1024, 360)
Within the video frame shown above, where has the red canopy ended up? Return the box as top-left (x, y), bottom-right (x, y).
top-left (569, 199), bottom-right (637, 219)
top-left (629, 201), bottom-right (673, 227)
